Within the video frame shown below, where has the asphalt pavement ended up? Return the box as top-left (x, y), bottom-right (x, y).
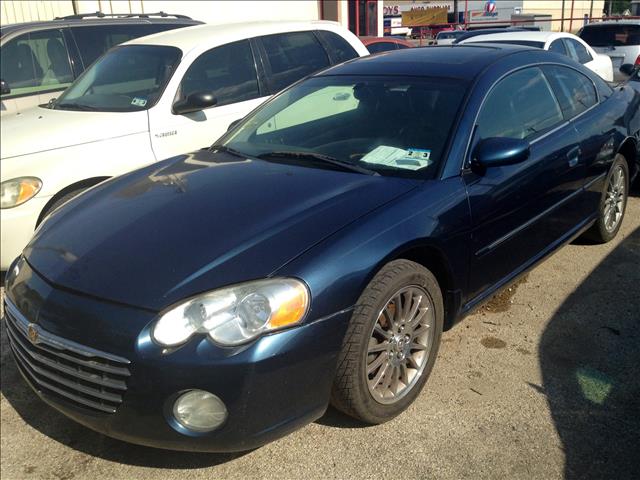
top-left (1, 193), bottom-right (639, 480)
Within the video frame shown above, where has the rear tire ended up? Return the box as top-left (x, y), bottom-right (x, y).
top-left (584, 154), bottom-right (629, 243)
top-left (331, 260), bottom-right (443, 424)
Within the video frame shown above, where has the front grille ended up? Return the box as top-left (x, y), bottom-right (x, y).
top-left (4, 298), bottom-right (131, 414)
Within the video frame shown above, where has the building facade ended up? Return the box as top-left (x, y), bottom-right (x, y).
top-left (1, 1), bottom-right (384, 37)
top-left (382, 0), bottom-right (606, 32)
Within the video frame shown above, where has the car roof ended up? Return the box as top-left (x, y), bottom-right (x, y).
top-left (460, 31), bottom-right (567, 44)
top-left (126, 20), bottom-right (346, 52)
top-left (316, 44), bottom-right (533, 80)
top-left (0, 16), bottom-right (200, 39)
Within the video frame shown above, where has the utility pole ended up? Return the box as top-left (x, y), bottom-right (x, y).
top-left (453, 0), bottom-right (459, 26)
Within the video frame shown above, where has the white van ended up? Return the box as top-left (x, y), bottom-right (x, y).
top-left (0, 21), bottom-right (368, 269)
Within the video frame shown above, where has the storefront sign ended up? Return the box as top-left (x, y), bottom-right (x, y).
top-left (401, 8), bottom-right (448, 26)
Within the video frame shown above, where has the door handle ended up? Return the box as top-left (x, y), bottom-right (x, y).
top-left (567, 146), bottom-right (581, 168)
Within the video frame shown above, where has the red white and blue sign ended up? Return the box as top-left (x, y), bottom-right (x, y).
top-left (484, 0), bottom-right (498, 16)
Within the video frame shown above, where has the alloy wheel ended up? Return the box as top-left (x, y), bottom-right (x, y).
top-left (365, 285), bottom-right (435, 405)
top-left (604, 165), bottom-right (626, 233)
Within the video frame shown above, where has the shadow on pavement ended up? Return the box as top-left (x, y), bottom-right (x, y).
top-left (539, 225), bottom-right (640, 479)
top-left (0, 324), bottom-right (249, 468)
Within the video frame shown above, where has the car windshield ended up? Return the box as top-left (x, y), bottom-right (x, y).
top-left (579, 24), bottom-right (640, 47)
top-left (438, 32), bottom-right (462, 39)
top-left (54, 45), bottom-right (181, 112)
top-left (219, 76), bottom-right (467, 178)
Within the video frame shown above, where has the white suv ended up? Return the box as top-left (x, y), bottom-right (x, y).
top-left (578, 20), bottom-right (640, 81)
top-left (0, 21), bottom-right (368, 269)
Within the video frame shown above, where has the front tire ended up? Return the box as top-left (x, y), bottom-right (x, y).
top-left (585, 154), bottom-right (629, 243)
top-left (331, 260), bottom-right (444, 424)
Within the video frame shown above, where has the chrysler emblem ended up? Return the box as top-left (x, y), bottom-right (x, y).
top-left (27, 324), bottom-right (39, 344)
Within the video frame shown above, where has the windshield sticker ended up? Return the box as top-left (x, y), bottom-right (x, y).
top-left (131, 97), bottom-right (147, 107)
top-left (361, 146), bottom-right (432, 171)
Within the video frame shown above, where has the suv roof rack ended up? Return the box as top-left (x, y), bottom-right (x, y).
top-left (55, 11), bottom-right (192, 20)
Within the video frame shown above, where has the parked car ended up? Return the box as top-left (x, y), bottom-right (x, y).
top-left (360, 36), bottom-right (413, 53)
top-left (4, 44), bottom-right (637, 452)
top-left (0, 20), bottom-right (369, 270)
top-left (459, 31), bottom-right (614, 81)
top-left (578, 20), bottom-right (640, 81)
top-left (620, 61), bottom-right (640, 171)
top-left (452, 27), bottom-right (540, 44)
top-left (435, 30), bottom-right (467, 45)
top-left (0, 12), bottom-right (201, 116)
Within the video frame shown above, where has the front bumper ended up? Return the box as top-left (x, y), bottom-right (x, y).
top-left (4, 260), bottom-right (351, 452)
top-left (0, 195), bottom-right (51, 270)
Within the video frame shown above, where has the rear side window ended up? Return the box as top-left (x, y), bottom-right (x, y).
top-left (178, 40), bottom-right (260, 108)
top-left (477, 67), bottom-right (563, 140)
top-left (367, 42), bottom-right (398, 54)
top-left (548, 39), bottom-right (568, 56)
top-left (71, 24), bottom-right (189, 67)
top-left (316, 30), bottom-right (358, 64)
top-left (579, 24), bottom-right (640, 47)
top-left (542, 65), bottom-right (597, 119)
top-left (0, 29), bottom-right (73, 98)
top-left (564, 39), bottom-right (592, 64)
top-left (260, 31), bottom-right (330, 93)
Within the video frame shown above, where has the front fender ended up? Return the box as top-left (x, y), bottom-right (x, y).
top-left (275, 177), bottom-right (471, 323)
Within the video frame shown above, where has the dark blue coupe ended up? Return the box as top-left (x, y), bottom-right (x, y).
top-left (4, 44), bottom-right (638, 452)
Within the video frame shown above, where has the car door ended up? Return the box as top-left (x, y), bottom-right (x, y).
top-left (464, 66), bottom-right (584, 301)
top-left (0, 28), bottom-right (74, 115)
top-left (561, 37), bottom-right (611, 80)
top-left (148, 39), bottom-right (270, 161)
top-left (542, 64), bottom-right (615, 217)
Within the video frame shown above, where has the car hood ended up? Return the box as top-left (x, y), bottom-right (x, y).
top-left (25, 150), bottom-right (419, 311)
top-left (0, 106), bottom-right (148, 159)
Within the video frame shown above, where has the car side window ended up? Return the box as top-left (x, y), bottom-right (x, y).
top-left (541, 65), bottom-right (597, 119)
top-left (178, 40), bottom-right (260, 108)
top-left (71, 24), bottom-right (188, 67)
top-left (563, 38), bottom-right (593, 64)
top-left (548, 39), bottom-right (568, 56)
top-left (477, 67), bottom-right (564, 141)
top-left (315, 30), bottom-right (359, 64)
top-left (260, 31), bottom-right (330, 94)
top-left (0, 29), bottom-right (73, 98)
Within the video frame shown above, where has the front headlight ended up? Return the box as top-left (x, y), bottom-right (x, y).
top-left (151, 278), bottom-right (309, 347)
top-left (0, 177), bottom-right (42, 208)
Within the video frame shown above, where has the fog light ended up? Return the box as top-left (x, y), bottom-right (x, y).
top-left (173, 390), bottom-right (227, 432)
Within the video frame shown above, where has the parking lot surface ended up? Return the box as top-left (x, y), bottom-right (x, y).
top-left (1, 194), bottom-right (639, 480)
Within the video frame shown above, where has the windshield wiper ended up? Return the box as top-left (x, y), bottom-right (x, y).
top-left (55, 102), bottom-right (99, 111)
top-left (210, 144), bottom-right (247, 159)
top-left (257, 151), bottom-right (378, 176)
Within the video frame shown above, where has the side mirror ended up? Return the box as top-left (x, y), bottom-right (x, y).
top-left (619, 63), bottom-right (636, 76)
top-left (471, 137), bottom-right (530, 170)
top-left (172, 91), bottom-right (217, 115)
top-left (0, 79), bottom-right (10, 95)
top-left (227, 118), bottom-right (242, 132)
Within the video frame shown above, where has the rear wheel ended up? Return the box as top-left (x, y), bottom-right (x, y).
top-left (331, 260), bottom-right (443, 424)
top-left (584, 154), bottom-right (629, 243)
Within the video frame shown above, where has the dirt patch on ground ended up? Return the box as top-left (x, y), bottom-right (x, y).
top-left (480, 336), bottom-right (507, 349)
top-left (481, 274), bottom-right (529, 313)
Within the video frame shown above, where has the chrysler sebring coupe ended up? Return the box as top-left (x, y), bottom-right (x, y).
top-left (4, 45), bottom-right (637, 452)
